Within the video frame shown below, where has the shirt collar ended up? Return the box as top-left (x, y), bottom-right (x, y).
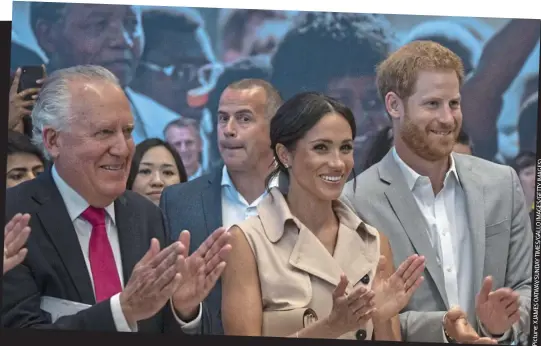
top-left (51, 164), bottom-right (116, 223)
top-left (391, 146), bottom-right (461, 191)
top-left (221, 165), bottom-right (279, 189)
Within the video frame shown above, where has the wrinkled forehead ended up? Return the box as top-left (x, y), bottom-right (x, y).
top-left (66, 79), bottom-right (131, 122)
top-left (63, 4), bottom-right (141, 23)
top-left (218, 86), bottom-right (267, 113)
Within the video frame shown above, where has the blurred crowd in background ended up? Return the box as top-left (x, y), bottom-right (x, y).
top-left (7, 2), bottom-right (539, 219)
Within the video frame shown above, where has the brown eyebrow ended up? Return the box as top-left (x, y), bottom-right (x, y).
top-left (140, 162), bottom-right (174, 168)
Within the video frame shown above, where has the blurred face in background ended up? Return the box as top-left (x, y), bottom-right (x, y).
top-left (131, 145), bottom-right (182, 204)
top-left (165, 124), bottom-right (202, 176)
top-left (327, 75), bottom-right (389, 141)
top-left (138, 29), bottom-right (216, 117)
top-left (518, 165), bottom-right (536, 208)
top-left (222, 11), bottom-right (291, 63)
top-left (327, 75), bottom-right (390, 169)
top-left (35, 4), bottom-right (144, 87)
top-left (6, 153), bottom-right (44, 188)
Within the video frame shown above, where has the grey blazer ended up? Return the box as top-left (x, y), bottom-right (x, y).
top-left (341, 150), bottom-right (532, 343)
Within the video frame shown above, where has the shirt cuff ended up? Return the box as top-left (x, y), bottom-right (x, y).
top-left (170, 299), bottom-right (202, 334)
top-left (442, 326), bottom-right (451, 343)
top-left (441, 311), bottom-right (451, 343)
top-left (110, 293), bottom-right (138, 332)
top-left (477, 317), bottom-right (514, 342)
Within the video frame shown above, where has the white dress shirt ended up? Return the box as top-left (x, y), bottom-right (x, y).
top-left (392, 148), bottom-right (473, 312)
top-left (51, 165), bottom-right (201, 333)
top-left (221, 166), bottom-right (279, 230)
top-left (188, 165), bottom-right (204, 182)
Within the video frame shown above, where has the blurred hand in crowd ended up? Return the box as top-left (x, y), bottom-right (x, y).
top-left (9, 66), bottom-right (46, 133)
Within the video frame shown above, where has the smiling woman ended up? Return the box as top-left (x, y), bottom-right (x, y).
top-left (221, 92), bottom-right (425, 341)
top-left (126, 138), bottom-right (188, 205)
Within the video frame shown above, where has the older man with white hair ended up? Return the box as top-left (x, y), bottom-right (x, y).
top-left (1, 65), bottom-right (230, 334)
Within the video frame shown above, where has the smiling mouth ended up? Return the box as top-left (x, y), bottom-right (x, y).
top-left (320, 174), bottom-right (343, 183)
top-left (101, 165), bottom-right (124, 171)
top-left (430, 130), bottom-right (452, 136)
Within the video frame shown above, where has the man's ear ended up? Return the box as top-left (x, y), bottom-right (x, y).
top-left (384, 92), bottom-right (405, 121)
top-left (42, 127), bottom-right (60, 160)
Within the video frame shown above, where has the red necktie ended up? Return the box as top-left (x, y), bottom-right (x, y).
top-left (81, 206), bottom-right (122, 303)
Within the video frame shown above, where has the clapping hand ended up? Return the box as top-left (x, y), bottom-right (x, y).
top-left (119, 239), bottom-right (185, 326)
top-left (172, 227), bottom-right (232, 320)
top-left (371, 254), bottom-right (425, 322)
top-left (325, 274), bottom-right (376, 336)
top-left (476, 276), bottom-right (520, 336)
top-left (445, 306), bottom-right (497, 344)
top-left (4, 213), bottom-right (32, 274)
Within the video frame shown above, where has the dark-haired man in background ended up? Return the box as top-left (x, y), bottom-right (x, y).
top-left (29, 2), bottom-right (180, 143)
top-left (131, 7), bottom-right (223, 174)
top-left (160, 79), bottom-right (282, 334)
top-left (271, 12), bottom-right (396, 173)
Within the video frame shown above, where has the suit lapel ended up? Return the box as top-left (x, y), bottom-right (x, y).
top-left (288, 224), bottom-right (343, 287)
top-left (264, 188), bottom-right (378, 291)
top-left (32, 169), bottom-right (96, 305)
top-left (379, 152), bottom-right (450, 309)
top-left (333, 222), bottom-right (379, 288)
top-left (114, 194), bottom-right (142, 285)
top-left (454, 156), bottom-right (485, 308)
top-left (200, 168), bottom-right (223, 246)
top-left (287, 220), bottom-right (377, 290)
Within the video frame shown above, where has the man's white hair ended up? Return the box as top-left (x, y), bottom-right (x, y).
top-left (31, 65), bottom-right (121, 160)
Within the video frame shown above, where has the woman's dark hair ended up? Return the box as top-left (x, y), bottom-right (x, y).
top-left (511, 151), bottom-right (536, 175)
top-left (363, 126), bottom-right (393, 169)
top-left (126, 138), bottom-right (188, 190)
top-left (265, 91), bottom-right (357, 191)
top-left (7, 130), bottom-right (45, 164)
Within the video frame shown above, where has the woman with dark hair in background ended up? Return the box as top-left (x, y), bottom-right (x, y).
top-left (511, 151), bottom-right (536, 231)
top-left (7, 130), bottom-right (45, 188)
top-left (127, 138), bottom-right (188, 205)
top-left (222, 92), bottom-right (425, 340)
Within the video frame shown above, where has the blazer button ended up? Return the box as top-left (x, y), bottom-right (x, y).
top-left (356, 329), bottom-right (367, 340)
top-left (360, 274), bottom-right (370, 284)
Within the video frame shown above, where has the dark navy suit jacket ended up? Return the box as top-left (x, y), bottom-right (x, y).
top-left (160, 166), bottom-right (224, 334)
